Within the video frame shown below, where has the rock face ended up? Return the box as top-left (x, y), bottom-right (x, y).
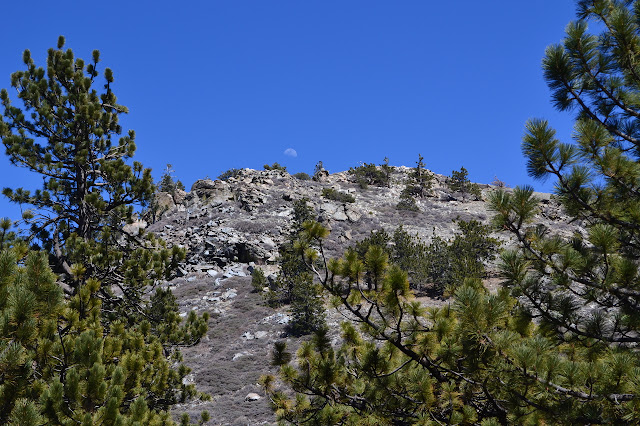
top-left (153, 166), bottom-right (577, 424)
top-left (191, 178), bottom-right (233, 201)
top-left (155, 192), bottom-right (175, 212)
top-left (151, 167), bottom-right (576, 276)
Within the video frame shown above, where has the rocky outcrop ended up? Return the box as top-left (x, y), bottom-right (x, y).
top-left (157, 166), bottom-right (577, 424)
top-left (190, 178), bottom-right (233, 201)
top-left (155, 191), bottom-right (175, 212)
top-left (150, 166), bottom-right (576, 279)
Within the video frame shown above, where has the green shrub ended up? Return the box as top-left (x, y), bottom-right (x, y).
top-left (293, 172), bottom-right (311, 180)
top-left (396, 189), bottom-right (419, 211)
top-left (448, 167), bottom-right (482, 200)
top-left (264, 162), bottom-right (287, 172)
top-left (251, 268), bottom-right (267, 293)
top-left (353, 221), bottom-right (498, 296)
top-left (218, 168), bottom-right (241, 181)
top-left (348, 162), bottom-right (388, 188)
top-left (321, 188), bottom-right (355, 203)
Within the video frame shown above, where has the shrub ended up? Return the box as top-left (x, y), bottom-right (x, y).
top-left (321, 188), bottom-right (355, 203)
top-left (293, 172), bottom-right (311, 180)
top-left (396, 189), bottom-right (419, 211)
top-left (348, 162), bottom-right (388, 188)
top-left (353, 222), bottom-right (498, 296)
top-left (217, 168), bottom-right (241, 181)
top-left (491, 176), bottom-right (507, 188)
top-left (251, 268), bottom-right (267, 293)
top-left (263, 162), bottom-right (287, 172)
top-left (448, 167), bottom-right (482, 200)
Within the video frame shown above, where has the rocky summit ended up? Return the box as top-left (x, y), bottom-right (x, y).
top-left (147, 167), bottom-right (576, 425)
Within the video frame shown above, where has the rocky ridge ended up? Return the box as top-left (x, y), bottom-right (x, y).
top-left (148, 167), bottom-right (577, 425)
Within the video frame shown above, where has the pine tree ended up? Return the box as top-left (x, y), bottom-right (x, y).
top-left (348, 161), bottom-right (389, 189)
top-left (448, 166), bottom-right (481, 200)
top-left (262, 1), bottom-right (640, 423)
top-left (0, 246), bottom-right (203, 424)
top-left (381, 156), bottom-right (393, 187)
top-left (398, 153), bottom-right (434, 211)
top-left (158, 163), bottom-right (185, 196)
top-left (0, 38), bottom-right (208, 422)
top-left (267, 198), bottom-right (326, 335)
top-left (410, 153), bottom-right (433, 197)
top-left (262, 222), bottom-right (505, 423)
top-left (487, 0), bottom-right (640, 421)
top-left (0, 36), bottom-right (192, 325)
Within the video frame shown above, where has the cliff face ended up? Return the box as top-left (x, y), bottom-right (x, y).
top-left (151, 167), bottom-right (576, 424)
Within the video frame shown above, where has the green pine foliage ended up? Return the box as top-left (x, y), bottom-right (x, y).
top-left (0, 38), bottom-right (207, 423)
top-left (217, 168), bottom-right (241, 181)
top-left (321, 188), bottom-right (355, 203)
top-left (288, 275), bottom-right (326, 337)
top-left (262, 1), bottom-right (640, 423)
top-left (381, 156), bottom-right (393, 186)
top-left (146, 163), bottom-right (186, 223)
top-left (158, 164), bottom-right (185, 195)
top-left (0, 37), bottom-right (180, 323)
top-left (263, 162), bottom-right (287, 172)
top-left (292, 172), bottom-right (311, 180)
top-left (262, 221), bottom-right (509, 424)
top-left (397, 154), bottom-right (434, 211)
top-left (448, 166), bottom-right (482, 200)
top-left (267, 199), bottom-right (326, 335)
top-left (251, 267), bottom-right (267, 293)
top-left (0, 218), bottom-right (19, 249)
top-left (429, 220), bottom-right (500, 295)
top-left (354, 223), bottom-right (498, 296)
top-left (0, 247), bottom-right (203, 424)
top-left (407, 153), bottom-right (434, 198)
top-left (348, 161), bottom-right (389, 189)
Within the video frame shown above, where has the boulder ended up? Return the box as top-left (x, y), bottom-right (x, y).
top-left (345, 205), bottom-right (361, 222)
top-left (173, 188), bottom-right (187, 204)
top-left (190, 179), bottom-right (216, 196)
top-left (123, 219), bottom-right (147, 236)
top-left (245, 393), bottom-right (261, 401)
top-left (313, 168), bottom-right (330, 182)
top-left (333, 207), bottom-right (348, 221)
top-left (155, 192), bottom-right (175, 212)
top-left (320, 203), bottom-right (339, 215)
top-left (191, 179), bottom-right (232, 200)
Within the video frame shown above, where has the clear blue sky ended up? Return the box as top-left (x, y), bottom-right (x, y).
top-left (0, 1), bottom-right (578, 222)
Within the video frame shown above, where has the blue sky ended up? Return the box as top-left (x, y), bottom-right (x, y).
top-left (0, 1), bottom-right (578, 221)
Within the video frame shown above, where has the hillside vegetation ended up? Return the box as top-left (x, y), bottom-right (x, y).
top-left (4, 1), bottom-right (640, 424)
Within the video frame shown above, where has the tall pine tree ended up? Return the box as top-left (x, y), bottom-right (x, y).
top-left (0, 37), bottom-right (208, 423)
